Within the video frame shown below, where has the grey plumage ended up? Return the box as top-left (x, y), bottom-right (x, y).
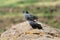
top-left (23, 10), bottom-right (43, 29)
top-left (23, 10), bottom-right (38, 21)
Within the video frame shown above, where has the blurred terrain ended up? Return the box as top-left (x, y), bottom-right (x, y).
top-left (0, 0), bottom-right (60, 35)
top-left (1, 21), bottom-right (60, 40)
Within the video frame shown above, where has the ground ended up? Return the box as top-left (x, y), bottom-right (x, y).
top-left (0, 21), bottom-right (60, 40)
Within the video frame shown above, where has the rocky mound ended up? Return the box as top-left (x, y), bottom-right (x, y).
top-left (0, 21), bottom-right (60, 40)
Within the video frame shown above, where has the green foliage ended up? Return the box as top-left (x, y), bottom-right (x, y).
top-left (0, 28), bottom-right (6, 33)
top-left (0, 0), bottom-right (60, 34)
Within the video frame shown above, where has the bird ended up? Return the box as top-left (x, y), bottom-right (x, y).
top-left (23, 10), bottom-right (43, 29)
top-left (22, 10), bottom-right (44, 36)
top-left (23, 10), bottom-right (38, 21)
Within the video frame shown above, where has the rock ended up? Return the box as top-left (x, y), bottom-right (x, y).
top-left (0, 21), bottom-right (60, 40)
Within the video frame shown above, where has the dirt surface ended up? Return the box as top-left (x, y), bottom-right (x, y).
top-left (0, 21), bottom-right (60, 40)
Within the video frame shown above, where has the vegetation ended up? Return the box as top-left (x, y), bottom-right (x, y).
top-left (0, 0), bottom-right (60, 34)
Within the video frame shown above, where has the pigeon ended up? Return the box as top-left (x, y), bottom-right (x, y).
top-left (23, 10), bottom-right (43, 29)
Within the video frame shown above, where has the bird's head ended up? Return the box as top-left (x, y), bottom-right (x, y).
top-left (23, 10), bottom-right (29, 14)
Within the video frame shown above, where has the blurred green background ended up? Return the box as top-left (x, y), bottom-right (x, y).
top-left (0, 0), bottom-right (60, 35)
